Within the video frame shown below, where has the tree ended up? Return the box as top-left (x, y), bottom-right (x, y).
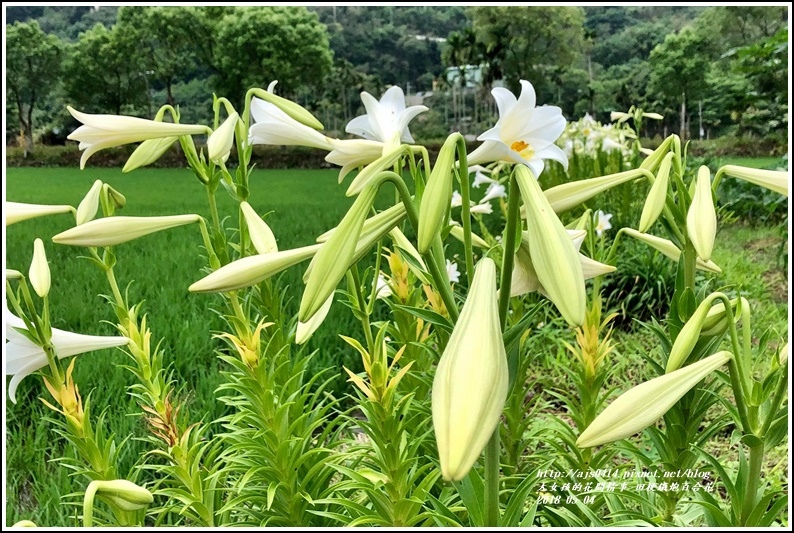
top-left (6, 20), bottom-right (63, 152)
top-left (467, 6), bottom-right (586, 100)
top-left (116, 7), bottom-right (213, 107)
top-left (63, 23), bottom-right (149, 115)
top-left (212, 7), bottom-right (333, 106)
top-left (649, 27), bottom-right (715, 140)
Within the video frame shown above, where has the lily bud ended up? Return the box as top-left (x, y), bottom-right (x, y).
top-left (317, 202), bottom-right (406, 243)
top-left (779, 342), bottom-right (788, 367)
top-left (543, 169), bottom-right (647, 214)
top-left (687, 166), bottom-right (717, 261)
top-left (6, 269), bottom-right (23, 279)
top-left (642, 112), bottom-right (664, 120)
top-left (417, 136), bottom-right (458, 254)
top-left (6, 202), bottom-right (74, 226)
top-left (103, 184), bottom-right (127, 209)
top-left (433, 258), bottom-right (508, 481)
top-left (622, 228), bottom-right (722, 274)
top-left (449, 223), bottom-right (489, 248)
top-left (639, 136), bottom-right (673, 173)
top-left (207, 112), bottom-right (239, 163)
top-left (516, 166), bottom-right (585, 326)
top-left (296, 294), bottom-right (334, 345)
top-left (610, 111), bottom-right (631, 123)
top-left (638, 152), bottom-right (672, 232)
top-left (93, 479), bottom-right (153, 510)
top-left (11, 521), bottom-right (37, 527)
top-left (700, 297), bottom-right (746, 337)
top-left (577, 351), bottom-right (732, 448)
top-left (76, 180), bottom-right (103, 225)
top-left (53, 215), bottom-right (200, 247)
top-left (249, 87), bottom-right (324, 130)
top-left (123, 137), bottom-right (177, 173)
top-left (190, 244), bottom-right (321, 293)
top-left (719, 165), bottom-right (788, 197)
top-left (300, 186), bottom-right (377, 321)
top-left (667, 293), bottom-right (722, 373)
top-left (29, 239), bottom-right (50, 298)
top-left (240, 201), bottom-right (278, 254)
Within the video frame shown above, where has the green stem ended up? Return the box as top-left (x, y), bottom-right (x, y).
top-left (498, 175), bottom-right (520, 330)
top-left (740, 443), bottom-right (764, 526)
top-left (760, 365), bottom-right (787, 436)
top-left (682, 240), bottom-right (697, 292)
top-left (453, 135), bottom-right (474, 284)
top-left (483, 431), bottom-right (500, 527)
top-left (350, 265), bottom-right (374, 351)
top-left (206, 186), bottom-right (222, 238)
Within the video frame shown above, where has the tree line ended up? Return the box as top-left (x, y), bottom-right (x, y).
top-left (5, 6), bottom-right (788, 152)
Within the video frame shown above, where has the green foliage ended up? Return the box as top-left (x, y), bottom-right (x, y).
top-left (211, 7), bottom-right (333, 106)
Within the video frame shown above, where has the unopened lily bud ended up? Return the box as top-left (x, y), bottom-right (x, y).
top-left (300, 186), bottom-right (377, 321)
top-left (240, 201), bottom-right (278, 254)
top-left (701, 297), bottom-right (746, 337)
top-left (667, 293), bottom-right (722, 373)
top-left (779, 342), bottom-right (788, 366)
top-left (29, 239), bottom-right (50, 298)
top-left (103, 184), bottom-right (127, 209)
top-left (687, 166), bottom-right (717, 261)
top-left (622, 228), bottom-right (722, 274)
top-left (123, 137), bottom-right (177, 173)
top-left (577, 351), bottom-right (732, 448)
top-left (93, 479), bottom-right (153, 511)
top-left (6, 202), bottom-right (74, 226)
top-left (76, 180), bottom-right (103, 225)
top-left (296, 294), bottom-right (334, 345)
top-left (449, 223), bottom-right (489, 248)
top-left (250, 87), bottom-right (324, 130)
top-left (416, 140), bottom-right (457, 254)
top-left (516, 166), bottom-right (585, 326)
top-left (639, 136), bottom-right (673, 173)
top-left (6, 269), bottom-right (23, 279)
top-left (544, 169), bottom-right (647, 214)
top-left (190, 244), bottom-right (321, 293)
top-left (433, 258), bottom-right (508, 481)
top-left (318, 203), bottom-right (406, 243)
top-left (719, 165), bottom-right (788, 197)
top-left (639, 152), bottom-right (672, 232)
top-left (610, 111), bottom-right (631, 123)
top-left (642, 112), bottom-right (664, 120)
top-left (53, 214), bottom-right (200, 247)
top-left (208, 112), bottom-right (239, 163)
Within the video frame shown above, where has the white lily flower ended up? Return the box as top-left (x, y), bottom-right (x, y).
top-left (67, 106), bottom-right (209, 169)
top-left (207, 112), bottom-right (239, 163)
top-left (595, 210), bottom-right (613, 236)
top-left (468, 80), bottom-right (568, 178)
top-left (5, 309), bottom-right (130, 403)
top-left (6, 202), bottom-right (74, 226)
top-left (470, 203), bottom-right (493, 215)
top-left (450, 190), bottom-right (463, 208)
top-left (249, 98), bottom-right (333, 151)
top-left (472, 167), bottom-right (497, 188)
top-left (480, 182), bottom-right (507, 204)
top-left (325, 138), bottom-right (386, 183)
top-left (346, 86), bottom-right (428, 147)
top-left (446, 260), bottom-right (461, 284)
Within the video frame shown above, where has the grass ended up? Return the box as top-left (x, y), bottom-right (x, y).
top-left (4, 164), bottom-right (789, 525)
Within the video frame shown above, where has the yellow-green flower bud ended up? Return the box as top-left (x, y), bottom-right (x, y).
top-left (516, 165), bottom-right (585, 327)
top-left (638, 152), bottom-right (672, 232)
top-left (300, 186), bottom-right (377, 321)
top-left (433, 258), bottom-right (508, 481)
top-left (543, 169), bottom-right (647, 214)
top-left (449, 223), bottom-right (489, 248)
top-left (779, 342), bottom-right (788, 367)
top-left (296, 294), bottom-right (334, 344)
top-left (621, 228), bottom-right (722, 274)
top-left (417, 136), bottom-right (458, 253)
top-left (240, 201), bottom-right (278, 254)
top-left (207, 112), bottom-right (239, 163)
top-left (76, 180), bottom-right (103, 225)
top-left (53, 214), bottom-right (200, 247)
top-left (577, 351), bottom-right (732, 448)
top-left (103, 184), bottom-right (127, 209)
top-left (95, 479), bottom-right (153, 511)
top-left (317, 202), bottom-right (406, 243)
top-left (190, 244), bottom-right (321, 293)
top-left (667, 293), bottom-right (722, 373)
top-left (718, 165), bottom-right (788, 197)
top-left (123, 137), bottom-right (177, 173)
top-left (687, 166), bottom-right (717, 261)
top-left (700, 297), bottom-right (745, 337)
top-left (29, 239), bottom-right (50, 298)
top-left (6, 269), bottom-right (23, 279)
top-left (639, 135), bottom-right (673, 173)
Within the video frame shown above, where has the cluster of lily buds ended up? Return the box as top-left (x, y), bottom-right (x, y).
top-left (558, 113), bottom-right (636, 160)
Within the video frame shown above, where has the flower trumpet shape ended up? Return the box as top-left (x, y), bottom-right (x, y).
top-left (687, 166), bottom-right (717, 261)
top-left (5, 309), bottom-right (130, 402)
top-left (326, 138), bottom-right (390, 184)
top-left (189, 244), bottom-right (322, 293)
top-left (577, 351), bottom-right (732, 448)
top-left (67, 106), bottom-right (208, 169)
top-left (249, 97), bottom-right (333, 151)
top-left (207, 112), bottom-right (239, 163)
top-left (516, 165), bottom-right (586, 327)
top-left (718, 165), bottom-right (789, 197)
top-left (346, 85), bottom-right (428, 147)
top-left (621, 228), bottom-right (722, 274)
top-left (29, 239), bottom-right (50, 298)
top-left (468, 80), bottom-right (568, 177)
top-left (6, 202), bottom-right (74, 226)
top-left (433, 258), bottom-right (508, 481)
top-left (52, 215), bottom-right (200, 247)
